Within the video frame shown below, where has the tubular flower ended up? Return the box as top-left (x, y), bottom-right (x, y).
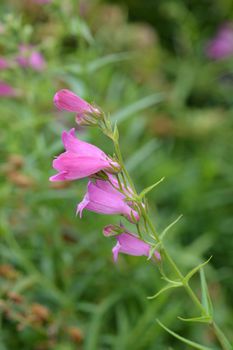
top-left (54, 89), bottom-right (100, 125)
top-left (16, 45), bottom-right (45, 71)
top-left (206, 23), bottom-right (233, 60)
top-left (77, 178), bottom-right (139, 223)
top-left (33, 0), bottom-right (51, 3)
top-left (103, 225), bottom-right (161, 262)
top-left (0, 57), bottom-right (9, 70)
top-left (0, 81), bottom-right (17, 97)
top-left (50, 128), bottom-right (120, 182)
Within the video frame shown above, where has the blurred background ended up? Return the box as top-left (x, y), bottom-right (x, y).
top-left (0, 0), bottom-right (232, 349)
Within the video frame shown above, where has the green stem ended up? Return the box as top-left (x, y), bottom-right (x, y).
top-left (105, 116), bottom-right (231, 350)
top-left (113, 138), bottom-right (136, 193)
top-left (142, 209), bottom-right (208, 316)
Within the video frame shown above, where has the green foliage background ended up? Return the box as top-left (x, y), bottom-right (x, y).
top-left (0, 0), bottom-right (232, 349)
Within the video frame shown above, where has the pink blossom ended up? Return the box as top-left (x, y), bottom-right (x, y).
top-left (206, 23), bottom-right (233, 60)
top-left (54, 89), bottom-right (100, 125)
top-left (50, 128), bottom-right (120, 182)
top-left (16, 45), bottom-right (45, 71)
top-left (103, 225), bottom-right (161, 262)
top-left (0, 57), bottom-right (9, 70)
top-left (0, 81), bottom-right (17, 97)
top-left (77, 178), bottom-right (139, 223)
top-left (33, 0), bottom-right (51, 3)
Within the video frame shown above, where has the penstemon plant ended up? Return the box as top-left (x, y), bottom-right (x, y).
top-left (50, 89), bottom-right (232, 350)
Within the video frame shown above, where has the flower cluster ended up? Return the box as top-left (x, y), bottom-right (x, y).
top-left (50, 89), bottom-right (160, 262)
top-left (206, 23), bottom-right (233, 60)
top-left (0, 45), bottom-right (45, 98)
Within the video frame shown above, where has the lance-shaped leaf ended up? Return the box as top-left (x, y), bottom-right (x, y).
top-left (147, 282), bottom-right (182, 300)
top-left (156, 319), bottom-right (213, 350)
top-left (178, 315), bottom-right (211, 324)
top-left (200, 268), bottom-right (213, 317)
top-left (113, 123), bottom-right (119, 141)
top-left (138, 177), bottom-right (165, 200)
top-left (184, 256), bottom-right (212, 284)
top-left (160, 215), bottom-right (183, 240)
top-left (213, 322), bottom-right (232, 350)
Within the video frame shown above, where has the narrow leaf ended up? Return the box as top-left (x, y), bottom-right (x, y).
top-left (200, 269), bottom-right (213, 317)
top-left (184, 256), bottom-right (212, 283)
top-left (87, 52), bottom-right (133, 73)
top-left (147, 283), bottom-right (182, 300)
top-left (178, 315), bottom-right (211, 324)
top-left (156, 319), bottom-right (213, 350)
top-left (126, 139), bottom-right (160, 172)
top-left (139, 177), bottom-right (165, 199)
top-left (160, 215), bottom-right (183, 240)
top-left (112, 93), bottom-right (164, 123)
top-left (213, 322), bottom-right (232, 350)
top-left (113, 123), bottom-right (119, 141)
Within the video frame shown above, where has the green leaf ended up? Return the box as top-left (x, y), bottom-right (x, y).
top-left (213, 322), bottom-right (232, 350)
top-left (139, 177), bottom-right (165, 199)
top-left (184, 256), bottom-right (212, 283)
top-left (200, 269), bottom-right (213, 317)
top-left (113, 123), bottom-right (119, 142)
top-left (178, 315), bottom-right (211, 324)
top-left (112, 93), bottom-right (165, 123)
top-left (147, 283), bottom-right (182, 300)
top-left (87, 52), bottom-right (133, 73)
top-left (156, 319), bottom-right (213, 350)
top-left (126, 139), bottom-right (160, 172)
top-left (160, 215), bottom-right (183, 240)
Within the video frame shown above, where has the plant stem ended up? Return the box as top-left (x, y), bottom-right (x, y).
top-left (142, 209), bottom-right (208, 316)
top-left (108, 120), bottom-right (231, 350)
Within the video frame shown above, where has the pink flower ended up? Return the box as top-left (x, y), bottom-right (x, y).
top-left (103, 225), bottom-right (161, 262)
top-left (0, 57), bottom-right (9, 70)
top-left (206, 23), bottom-right (233, 60)
top-left (50, 128), bottom-right (120, 182)
top-left (54, 89), bottom-right (100, 125)
top-left (0, 81), bottom-right (17, 97)
top-left (16, 45), bottom-right (45, 71)
top-left (77, 178), bottom-right (139, 223)
top-left (33, 0), bottom-right (51, 3)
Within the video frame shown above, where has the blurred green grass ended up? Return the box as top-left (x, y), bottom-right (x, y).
top-left (0, 0), bottom-right (232, 349)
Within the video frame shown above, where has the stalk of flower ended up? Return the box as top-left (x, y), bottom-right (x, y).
top-left (50, 90), bottom-right (232, 350)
